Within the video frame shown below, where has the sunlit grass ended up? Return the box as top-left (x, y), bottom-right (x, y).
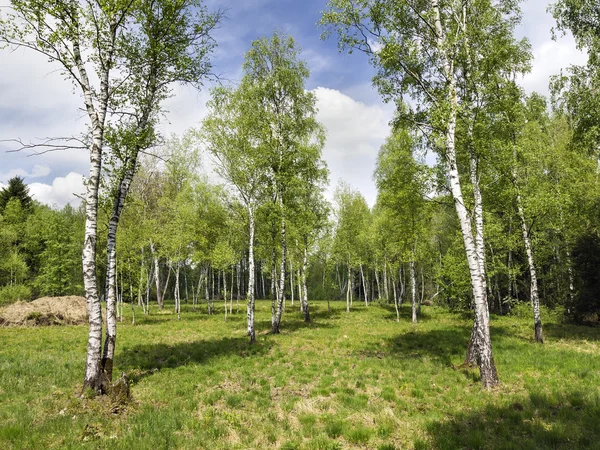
top-left (1, 299), bottom-right (600, 449)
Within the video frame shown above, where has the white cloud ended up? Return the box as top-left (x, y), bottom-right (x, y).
top-left (520, 37), bottom-right (587, 97)
top-left (0, 164), bottom-right (52, 183)
top-left (29, 172), bottom-right (85, 208)
top-left (314, 87), bottom-right (394, 207)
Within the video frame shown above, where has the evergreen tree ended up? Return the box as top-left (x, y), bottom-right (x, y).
top-left (0, 176), bottom-right (33, 213)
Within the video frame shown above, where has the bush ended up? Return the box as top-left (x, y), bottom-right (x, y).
top-left (0, 284), bottom-right (32, 305)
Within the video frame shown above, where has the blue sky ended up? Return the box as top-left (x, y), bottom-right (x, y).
top-left (0, 0), bottom-right (587, 207)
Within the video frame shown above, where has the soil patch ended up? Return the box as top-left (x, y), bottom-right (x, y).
top-left (0, 296), bottom-right (87, 326)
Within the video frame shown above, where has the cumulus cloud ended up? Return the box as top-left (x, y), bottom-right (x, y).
top-left (314, 87), bottom-right (393, 206)
top-left (0, 164), bottom-right (51, 183)
top-left (520, 37), bottom-right (587, 97)
top-left (29, 172), bottom-right (86, 208)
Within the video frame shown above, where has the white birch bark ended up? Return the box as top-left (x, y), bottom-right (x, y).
top-left (383, 259), bottom-right (389, 303)
top-left (79, 24), bottom-right (115, 392)
top-left (360, 262), bottom-right (368, 306)
top-left (272, 202), bottom-right (287, 334)
top-left (346, 264), bottom-right (351, 313)
top-left (375, 265), bottom-right (381, 303)
top-left (175, 262), bottom-right (181, 321)
top-left (410, 259), bottom-right (417, 324)
top-left (432, 0), bottom-right (498, 387)
top-left (223, 269), bottom-right (227, 321)
top-left (290, 258), bottom-right (295, 306)
top-left (392, 272), bottom-right (400, 322)
top-left (247, 205), bottom-right (256, 343)
top-left (516, 190), bottom-right (543, 343)
top-left (302, 243), bottom-right (310, 322)
top-left (102, 158), bottom-right (136, 381)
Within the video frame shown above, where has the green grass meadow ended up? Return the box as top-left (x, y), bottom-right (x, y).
top-left (2, 300), bottom-right (600, 449)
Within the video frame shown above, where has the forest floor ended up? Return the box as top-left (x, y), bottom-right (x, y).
top-left (1, 300), bottom-right (600, 449)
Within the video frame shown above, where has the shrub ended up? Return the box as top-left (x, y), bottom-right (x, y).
top-left (0, 284), bottom-right (32, 305)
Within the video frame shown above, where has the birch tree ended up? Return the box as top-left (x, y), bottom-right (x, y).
top-left (321, 0), bottom-right (530, 387)
top-left (202, 82), bottom-right (270, 344)
top-left (241, 32), bottom-right (326, 334)
top-left (374, 127), bottom-right (432, 324)
top-left (0, 0), bottom-right (140, 393)
top-left (100, 0), bottom-right (220, 381)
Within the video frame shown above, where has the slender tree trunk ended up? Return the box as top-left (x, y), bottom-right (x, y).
top-left (273, 207), bottom-right (287, 334)
top-left (410, 260), bottom-right (417, 324)
top-left (392, 272), bottom-right (400, 322)
top-left (346, 264), bottom-right (351, 313)
top-left (102, 161), bottom-right (135, 381)
top-left (204, 266), bottom-right (210, 314)
top-left (375, 265), bottom-right (381, 303)
top-left (419, 266), bottom-right (424, 315)
top-left (399, 266), bottom-right (405, 306)
top-left (162, 262), bottom-right (171, 307)
top-left (82, 132), bottom-right (105, 394)
top-left (302, 243), bottom-right (310, 322)
top-left (271, 247), bottom-right (276, 326)
top-left (290, 258), bottom-right (295, 306)
top-left (297, 268), bottom-right (303, 311)
top-left (230, 266), bottom-right (234, 314)
top-left (383, 259), bottom-right (389, 303)
top-left (184, 266), bottom-right (189, 305)
top-left (516, 190), bottom-right (543, 343)
top-left (145, 268), bottom-right (151, 315)
top-left (237, 262), bottom-right (242, 313)
top-left (175, 262), bottom-right (181, 320)
top-left (223, 269), bottom-right (227, 321)
top-left (138, 249), bottom-right (145, 311)
top-left (360, 262), bottom-right (368, 306)
top-left (247, 206), bottom-right (256, 343)
top-left (566, 250), bottom-right (575, 305)
top-left (260, 265), bottom-right (265, 301)
top-left (151, 243), bottom-right (163, 310)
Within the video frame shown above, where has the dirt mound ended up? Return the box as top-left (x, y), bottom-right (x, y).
top-left (0, 296), bottom-right (88, 326)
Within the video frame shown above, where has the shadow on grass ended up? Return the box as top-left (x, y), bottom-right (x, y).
top-left (118, 336), bottom-right (270, 383)
top-left (419, 390), bottom-right (600, 450)
top-left (377, 303), bottom-right (434, 322)
top-left (381, 327), bottom-right (469, 367)
top-left (543, 322), bottom-right (600, 342)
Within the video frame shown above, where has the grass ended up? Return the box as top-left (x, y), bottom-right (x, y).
top-left (2, 299), bottom-right (600, 449)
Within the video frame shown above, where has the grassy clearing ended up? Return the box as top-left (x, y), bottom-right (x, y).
top-left (1, 300), bottom-right (600, 449)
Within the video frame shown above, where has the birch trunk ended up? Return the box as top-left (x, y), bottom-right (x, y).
top-left (175, 262), bottom-right (181, 320)
top-left (432, 0), bottom-right (498, 387)
top-left (151, 243), bottom-right (163, 310)
top-left (302, 243), bottom-right (310, 322)
top-left (82, 132), bottom-right (106, 393)
top-left (392, 272), bottom-right (400, 322)
top-left (204, 266), bottom-right (210, 314)
top-left (383, 259), bottom-right (389, 303)
top-left (237, 262), bottom-right (241, 313)
top-left (297, 268), bottom-right (303, 311)
top-left (271, 247), bottom-right (276, 326)
top-left (290, 258), bottom-right (294, 306)
top-left (346, 264), bottom-right (351, 313)
top-left (272, 206), bottom-right (287, 334)
top-left (360, 262), bottom-right (368, 306)
top-left (247, 205), bottom-right (256, 343)
top-left (375, 265), bottom-right (381, 303)
top-left (223, 269), bottom-right (227, 321)
top-left (102, 159), bottom-right (136, 381)
top-left (230, 266), bottom-right (234, 314)
top-left (516, 190), bottom-right (543, 343)
top-left (410, 260), bottom-right (417, 324)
